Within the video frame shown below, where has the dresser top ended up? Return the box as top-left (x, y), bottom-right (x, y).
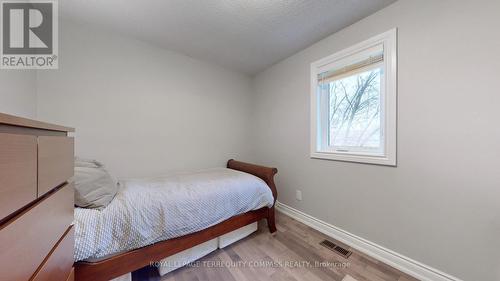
top-left (0, 112), bottom-right (74, 132)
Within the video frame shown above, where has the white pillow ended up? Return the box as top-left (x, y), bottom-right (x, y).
top-left (74, 158), bottom-right (118, 210)
top-left (75, 157), bottom-right (103, 168)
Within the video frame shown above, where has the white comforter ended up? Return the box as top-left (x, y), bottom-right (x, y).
top-left (74, 168), bottom-right (274, 262)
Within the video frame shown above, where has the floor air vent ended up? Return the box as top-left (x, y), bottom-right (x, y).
top-left (320, 240), bottom-right (352, 259)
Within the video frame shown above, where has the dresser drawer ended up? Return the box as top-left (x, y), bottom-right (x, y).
top-left (31, 226), bottom-right (74, 281)
top-left (38, 136), bottom-right (74, 197)
top-left (0, 183), bottom-right (74, 281)
top-left (0, 133), bottom-right (37, 220)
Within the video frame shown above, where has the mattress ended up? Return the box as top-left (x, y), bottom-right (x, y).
top-left (74, 168), bottom-right (274, 262)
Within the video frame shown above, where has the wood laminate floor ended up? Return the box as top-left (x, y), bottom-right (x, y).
top-left (132, 212), bottom-right (419, 281)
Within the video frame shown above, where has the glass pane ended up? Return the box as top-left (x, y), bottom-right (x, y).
top-left (328, 67), bottom-right (383, 152)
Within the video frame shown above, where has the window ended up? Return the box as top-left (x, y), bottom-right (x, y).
top-left (310, 29), bottom-right (397, 166)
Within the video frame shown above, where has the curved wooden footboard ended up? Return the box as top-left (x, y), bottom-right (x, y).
top-left (227, 159), bottom-right (278, 204)
top-left (75, 160), bottom-right (278, 281)
top-left (227, 159), bottom-right (278, 233)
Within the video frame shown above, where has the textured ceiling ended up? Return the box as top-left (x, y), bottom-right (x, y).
top-left (60, 0), bottom-right (396, 75)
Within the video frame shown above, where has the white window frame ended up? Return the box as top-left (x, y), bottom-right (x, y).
top-left (310, 29), bottom-right (397, 166)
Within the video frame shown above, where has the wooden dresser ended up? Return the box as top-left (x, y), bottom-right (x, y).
top-left (0, 113), bottom-right (75, 281)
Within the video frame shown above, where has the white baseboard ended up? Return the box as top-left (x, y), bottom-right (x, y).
top-left (275, 201), bottom-right (462, 281)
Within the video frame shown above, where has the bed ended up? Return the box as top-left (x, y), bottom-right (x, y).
top-left (74, 159), bottom-right (278, 281)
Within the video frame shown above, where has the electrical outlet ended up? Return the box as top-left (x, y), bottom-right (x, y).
top-left (296, 190), bottom-right (302, 201)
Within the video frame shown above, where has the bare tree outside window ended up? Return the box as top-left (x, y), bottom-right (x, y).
top-left (327, 68), bottom-right (383, 152)
top-left (311, 30), bottom-right (396, 165)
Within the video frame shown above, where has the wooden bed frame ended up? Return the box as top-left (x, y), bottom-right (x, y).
top-left (74, 159), bottom-right (278, 281)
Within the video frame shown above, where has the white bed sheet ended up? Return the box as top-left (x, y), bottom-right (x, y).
top-left (74, 168), bottom-right (274, 262)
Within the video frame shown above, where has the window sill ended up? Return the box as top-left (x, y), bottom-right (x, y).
top-left (310, 151), bottom-right (396, 166)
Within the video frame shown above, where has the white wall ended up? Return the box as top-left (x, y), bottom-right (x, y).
top-left (0, 70), bottom-right (37, 118)
top-left (251, 0), bottom-right (500, 280)
top-left (37, 21), bottom-right (254, 178)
